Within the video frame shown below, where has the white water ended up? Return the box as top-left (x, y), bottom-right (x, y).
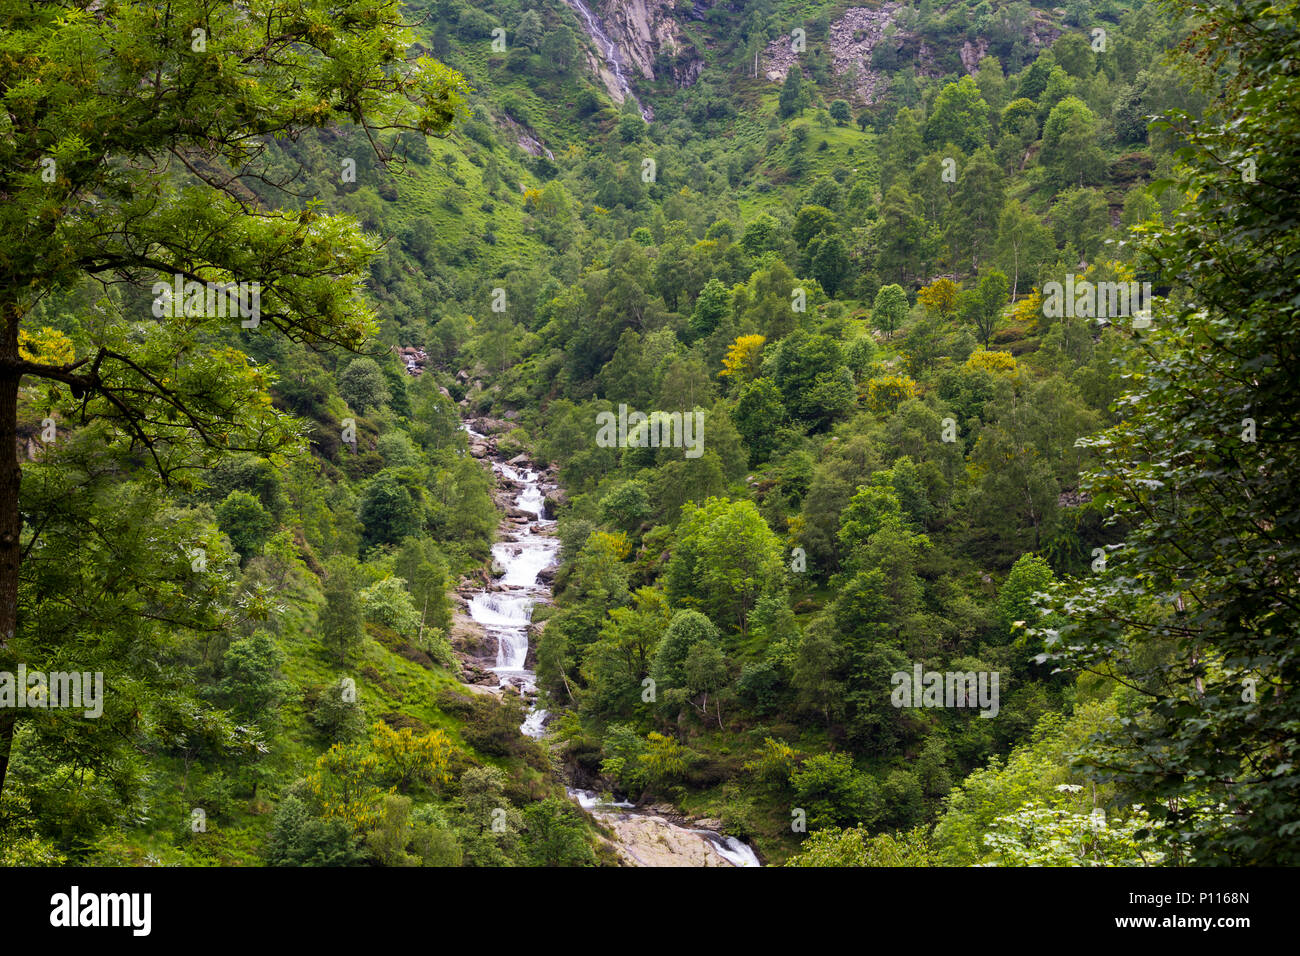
top-left (559, 0), bottom-right (651, 121)
top-left (569, 788), bottom-right (636, 810)
top-left (462, 425), bottom-right (558, 735)
top-left (462, 423), bottom-right (761, 864)
top-left (694, 830), bottom-right (762, 868)
top-left (566, 788), bottom-right (762, 868)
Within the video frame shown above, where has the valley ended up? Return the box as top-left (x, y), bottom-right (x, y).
top-left (0, 0), bottom-right (1295, 874)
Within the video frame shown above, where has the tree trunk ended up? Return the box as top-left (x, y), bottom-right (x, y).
top-left (0, 304), bottom-right (23, 796)
top-left (0, 712), bottom-right (15, 797)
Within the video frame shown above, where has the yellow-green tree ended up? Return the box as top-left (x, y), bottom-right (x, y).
top-left (308, 742), bottom-right (388, 830)
top-left (718, 334), bottom-right (766, 381)
top-left (369, 722), bottom-right (457, 792)
top-left (917, 278), bottom-right (959, 320)
top-left (964, 348), bottom-right (1019, 378)
top-left (639, 732), bottom-right (690, 785)
top-left (865, 374), bottom-right (918, 416)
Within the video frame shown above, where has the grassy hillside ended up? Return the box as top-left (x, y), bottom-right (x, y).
top-left (5, 0), bottom-right (1293, 870)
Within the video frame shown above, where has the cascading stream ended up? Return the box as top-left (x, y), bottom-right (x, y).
top-left (462, 425), bottom-right (558, 737)
top-left (459, 421), bottom-right (760, 865)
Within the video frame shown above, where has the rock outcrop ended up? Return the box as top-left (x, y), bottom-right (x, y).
top-left (764, 4), bottom-right (1059, 105)
top-left (764, 4), bottom-right (902, 102)
top-left (593, 812), bottom-right (739, 867)
top-left (598, 0), bottom-right (703, 87)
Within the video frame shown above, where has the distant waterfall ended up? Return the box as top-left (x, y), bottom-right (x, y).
top-left (559, 0), bottom-right (651, 121)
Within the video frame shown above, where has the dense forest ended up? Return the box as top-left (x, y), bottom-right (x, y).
top-left (0, 0), bottom-right (1296, 870)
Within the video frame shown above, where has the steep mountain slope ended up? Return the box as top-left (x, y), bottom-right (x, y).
top-left (8, 0), bottom-right (1258, 870)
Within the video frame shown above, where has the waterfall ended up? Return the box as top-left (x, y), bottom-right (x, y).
top-left (460, 422), bottom-right (762, 865)
top-left (461, 425), bottom-right (559, 733)
top-left (559, 0), bottom-right (651, 121)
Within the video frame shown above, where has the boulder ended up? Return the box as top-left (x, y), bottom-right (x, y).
top-left (458, 660), bottom-right (498, 686)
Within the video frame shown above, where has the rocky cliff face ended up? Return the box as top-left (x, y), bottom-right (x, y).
top-left (594, 0), bottom-right (705, 88)
top-left (765, 4), bottom-right (903, 103)
top-left (764, 4), bottom-right (1061, 106)
top-left (574, 1), bottom-right (1060, 111)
